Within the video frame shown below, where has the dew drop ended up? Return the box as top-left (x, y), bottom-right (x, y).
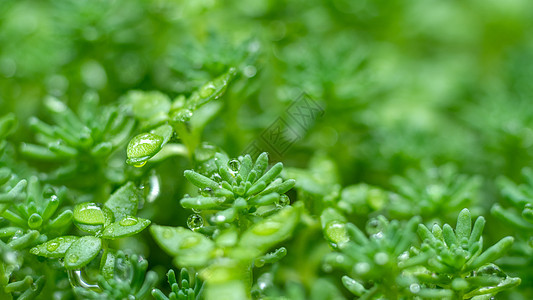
top-left (68, 254), bottom-right (79, 263)
top-left (67, 269), bottom-right (100, 290)
top-left (187, 214), bottom-right (204, 231)
top-left (278, 194), bottom-right (290, 206)
top-left (211, 174), bottom-right (222, 182)
top-left (119, 216), bottom-right (138, 226)
top-left (47, 242), bottom-right (60, 252)
top-left (354, 262), bottom-right (370, 274)
top-left (366, 218), bottom-right (382, 235)
top-left (228, 159), bottom-right (241, 172)
top-left (374, 252), bottom-right (389, 265)
top-left (199, 84), bottom-right (216, 98)
top-left (201, 187), bottom-right (213, 196)
top-left (133, 161), bottom-right (147, 168)
top-left (409, 283), bottom-right (421, 294)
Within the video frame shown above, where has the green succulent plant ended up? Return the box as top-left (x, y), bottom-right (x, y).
top-left (151, 152), bottom-right (299, 300)
top-left (20, 94), bottom-right (135, 190)
top-left (73, 251), bottom-right (157, 300)
top-left (152, 268), bottom-right (203, 300)
top-left (30, 182), bottom-right (149, 271)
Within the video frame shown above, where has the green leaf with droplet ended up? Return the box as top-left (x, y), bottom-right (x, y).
top-left (104, 182), bottom-right (140, 221)
top-left (100, 216), bottom-right (151, 239)
top-left (64, 236), bottom-right (102, 270)
top-left (150, 225), bottom-right (214, 267)
top-left (126, 133), bottom-right (164, 166)
top-left (30, 236), bottom-right (79, 258)
top-left (100, 249), bottom-right (116, 280)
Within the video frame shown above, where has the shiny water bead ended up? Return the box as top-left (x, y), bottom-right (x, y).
top-left (28, 213), bottom-right (43, 229)
top-left (228, 159), bottom-right (241, 172)
top-left (199, 83), bottom-right (216, 98)
top-left (119, 216), bottom-right (138, 226)
top-left (73, 202), bottom-right (109, 225)
top-left (365, 219), bottom-right (383, 235)
top-left (187, 214), bottom-right (204, 231)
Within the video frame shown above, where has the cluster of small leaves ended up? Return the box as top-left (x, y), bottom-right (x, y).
top-left (416, 209), bottom-right (520, 298)
top-left (30, 182), bottom-right (150, 271)
top-left (152, 268), bottom-right (203, 300)
top-left (388, 163), bottom-right (482, 220)
top-left (322, 208), bottom-right (519, 299)
top-left (492, 167), bottom-right (533, 234)
top-left (180, 152), bottom-right (295, 228)
top-left (1, 176), bottom-right (72, 251)
top-left (0, 240), bottom-right (45, 300)
top-left (151, 152), bottom-right (299, 300)
top-left (321, 208), bottom-right (424, 299)
top-left (20, 94), bottom-right (135, 188)
top-left (74, 251), bottom-right (157, 300)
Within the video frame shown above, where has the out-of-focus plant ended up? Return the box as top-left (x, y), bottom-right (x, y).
top-left (20, 94), bottom-right (135, 192)
top-left (388, 163), bottom-right (482, 221)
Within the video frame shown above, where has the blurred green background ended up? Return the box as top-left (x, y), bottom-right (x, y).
top-left (2, 0), bottom-right (533, 181)
top-left (2, 0), bottom-right (533, 298)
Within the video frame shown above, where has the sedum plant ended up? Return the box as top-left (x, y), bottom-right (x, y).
top-left (416, 208), bottom-right (520, 299)
top-left (30, 182), bottom-right (150, 274)
top-left (321, 208), bottom-right (426, 299)
top-left (20, 94), bottom-right (135, 190)
top-left (151, 152), bottom-right (299, 300)
top-left (73, 251), bottom-right (157, 300)
top-left (321, 208), bottom-right (519, 299)
top-left (152, 268), bottom-right (203, 300)
top-left (388, 163), bottom-right (482, 221)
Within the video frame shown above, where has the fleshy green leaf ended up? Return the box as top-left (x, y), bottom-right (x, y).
top-left (104, 182), bottom-right (139, 221)
top-left (100, 216), bottom-right (151, 239)
top-left (64, 236), bottom-right (102, 270)
top-left (30, 236), bottom-right (79, 258)
top-left (238, 205), bottom-right (299, 258)
top-left (150, 225), bottom-right (214, 267)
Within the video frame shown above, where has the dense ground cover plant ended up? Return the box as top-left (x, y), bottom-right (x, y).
top-left (2, 0), bottom-right (533, 299)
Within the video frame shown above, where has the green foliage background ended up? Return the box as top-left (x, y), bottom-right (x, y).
top-left (1, 0), bottom-right (533, 299)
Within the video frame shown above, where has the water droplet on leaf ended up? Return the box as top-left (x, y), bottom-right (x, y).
top-left (187, 214), bottom-right (204, 231)
top-left (228, 159), bottom-right (240, 172)
top-left (73, 203), bottom-right (106, 225)
top-left (47, 242), bottom-right (60, 252)
top-left (278, 194), bottom-right (290, 206)
top-left (366, 219), bottom-right (382, 235)
top-left (133, 161), bottom-right (147, 168)
top-left (199, 84), bottom-right (216, 98)
top-left (68, 254), bottom-right (79, 263)
top-left (119, 216), bottom-right (138, 226)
